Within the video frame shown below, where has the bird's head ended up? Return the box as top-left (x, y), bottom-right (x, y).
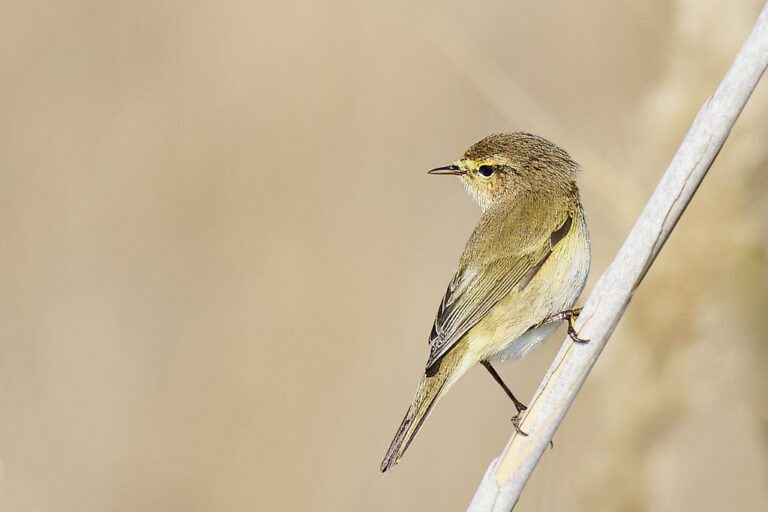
top-left (429, 133), bottom-right (580, 211)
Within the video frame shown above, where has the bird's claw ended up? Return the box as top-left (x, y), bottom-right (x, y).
top-left (567, 310), bottom-right (590, 344)
top-left (511, 413), bottom-right (529, 437)
top-left (568, 325), bottom-right (590, 344)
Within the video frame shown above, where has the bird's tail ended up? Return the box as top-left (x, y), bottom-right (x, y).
top-left (380, 342), bottom-right (469, 472)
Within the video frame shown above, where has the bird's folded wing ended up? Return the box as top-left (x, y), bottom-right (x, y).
top-left (425, 214), bottom-right (573, 372)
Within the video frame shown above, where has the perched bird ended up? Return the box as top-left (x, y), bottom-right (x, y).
top-left (380, 133), bottom-right (591, 472)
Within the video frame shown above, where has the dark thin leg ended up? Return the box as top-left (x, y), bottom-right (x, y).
top-left (482, 361), bottom-right (526, 412)
top-left (539, 307), bottom-right (589, 344)
top-left (482, 361), bottom-right (529, 437)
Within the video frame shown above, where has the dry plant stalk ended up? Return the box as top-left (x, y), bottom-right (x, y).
top-left (468, 3), bottom-right (768, 510)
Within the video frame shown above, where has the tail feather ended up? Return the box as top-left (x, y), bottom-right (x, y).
top-left (380, 343), bottom-right (469, 472)
top-left (380, 375), bottom-right (445, 472)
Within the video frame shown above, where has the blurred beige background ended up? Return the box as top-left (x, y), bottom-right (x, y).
top-left (1, 1), bottom-right (767, 510)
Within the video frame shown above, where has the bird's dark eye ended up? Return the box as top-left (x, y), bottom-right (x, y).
top-left (478, 165), bottom-right (496, 177)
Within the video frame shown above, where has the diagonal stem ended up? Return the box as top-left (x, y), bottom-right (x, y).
top-left (467, 2), bottom-right (768, 510)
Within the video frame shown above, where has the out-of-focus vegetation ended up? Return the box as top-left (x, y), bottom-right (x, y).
top-left (1, 1), bottom-right (766, 510)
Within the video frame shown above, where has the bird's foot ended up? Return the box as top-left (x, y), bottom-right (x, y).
top-left (566, 309), bottom-right (589, 344)
top-left (540, 308), bottom-right (590, 343)
top-left (511, 412), bottom-right (529, 437)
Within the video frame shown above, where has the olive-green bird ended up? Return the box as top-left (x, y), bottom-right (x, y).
top-left (380, 133), bottom-right (591, 472)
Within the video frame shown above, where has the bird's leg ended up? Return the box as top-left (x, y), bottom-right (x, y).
top-left (481, 361), bottom-right (529, 437)
top-left (539, 307), bottom-right (589, 343)
top-left (481, 361), bottom-right (526, 412)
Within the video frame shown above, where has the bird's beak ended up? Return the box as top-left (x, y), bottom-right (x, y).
top-left (428, 164), bottom-right (464, 176)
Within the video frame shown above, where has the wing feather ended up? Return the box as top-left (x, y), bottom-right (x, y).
top-left (424, 213), bottom-right (572, 373)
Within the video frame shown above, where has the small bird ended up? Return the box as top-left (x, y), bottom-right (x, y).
top-left (380, 133), bottom-right (591, 472)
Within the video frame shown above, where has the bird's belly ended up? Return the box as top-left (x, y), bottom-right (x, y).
top-left (492, 322), bottom-right (560, 362)
top-left (465, 220), bottom-right (590, 363)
